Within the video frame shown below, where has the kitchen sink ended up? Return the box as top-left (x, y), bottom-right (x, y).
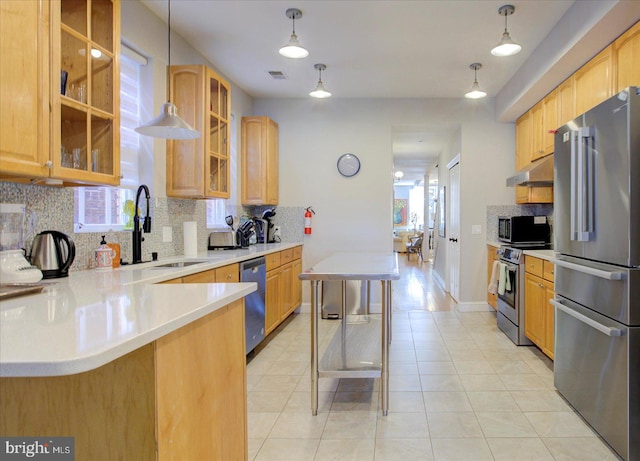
top-left (119, 259), bottom-right (211, 270)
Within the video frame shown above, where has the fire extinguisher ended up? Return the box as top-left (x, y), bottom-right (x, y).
top-left (304, 207), bottom-right (315, 235)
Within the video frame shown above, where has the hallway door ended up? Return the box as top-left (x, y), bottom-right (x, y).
top-left (447, 157), bottom-right (460, 301)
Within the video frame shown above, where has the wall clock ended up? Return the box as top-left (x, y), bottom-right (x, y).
top-left (337, 153), bottom-right (361, 177)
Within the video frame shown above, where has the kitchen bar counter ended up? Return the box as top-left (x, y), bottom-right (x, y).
top-left (0, 243), bottom-right (300, 377)
top-left (300, 252), bottom-right (400, 416)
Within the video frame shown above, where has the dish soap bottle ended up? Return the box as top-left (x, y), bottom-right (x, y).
top-left (94, 235), bottom-right (116, 271)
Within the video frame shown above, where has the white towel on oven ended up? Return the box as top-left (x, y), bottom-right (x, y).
top-left (488, 260), bottom-right (499, 294)
top-left (498, 262), bottom-right (507, 296)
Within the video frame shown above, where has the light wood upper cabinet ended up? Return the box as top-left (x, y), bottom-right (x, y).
top-left (1, 0), bottom-right (121, 186)
top-left (613, 21), bottom-right (640, 91)
top-left (167, 64), bottom-right (230, 199)
top-left (241, 116), bottom-right (279, 206)
top-left (0, 0), bottom-right (50, 178)
top-left (515, 111), bottom-right (531, 171)
top-left (542, 89), bottom-right (558, 155)
top-left (556, 78), bottom-right (574, 127)
top-left (530, 101), bottom-right (544, 162)
top-left (574, 46), bottom-right (614, 116)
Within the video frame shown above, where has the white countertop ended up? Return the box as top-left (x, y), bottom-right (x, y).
top-left (0, 243), bottom-right (300, 377)
top-left (299, 252), bottom-right (400, 281)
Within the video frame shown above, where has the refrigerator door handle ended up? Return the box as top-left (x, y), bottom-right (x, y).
top-left (570, 130), bottom-right (578, 240)
top-left (574, 126), bottom-right (595, 241)
top-left (551, 299), bottom-right (624, 337)
top-left (551, 258), bottom-right (625, 280)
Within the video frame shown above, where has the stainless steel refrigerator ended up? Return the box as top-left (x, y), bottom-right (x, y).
top-left (552, 87), bottom-right (639, 461)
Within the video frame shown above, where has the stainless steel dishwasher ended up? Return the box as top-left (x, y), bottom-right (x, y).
top-left (240, 257), bottom-right (266, 353)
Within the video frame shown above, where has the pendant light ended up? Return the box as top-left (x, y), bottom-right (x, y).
top-left (279, 8), bottom-right (309, 59)
top-left (491, 5), bottom-right (522, 57)
top-left (309, 64), bottom-right (332, 98)
top-left (135, 0), bottom-right (200, 140)
top-left (464, 63), bottom-right (487, 99)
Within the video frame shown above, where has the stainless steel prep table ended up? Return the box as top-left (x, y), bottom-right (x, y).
top-left (299, 252), bottom-right (400, 416)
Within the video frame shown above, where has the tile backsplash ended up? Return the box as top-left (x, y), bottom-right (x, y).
top-left (1, 182), bottom-right (303, 272)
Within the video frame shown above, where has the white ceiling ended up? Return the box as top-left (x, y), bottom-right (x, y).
top-left (139, 0), bottom-right (575, 183)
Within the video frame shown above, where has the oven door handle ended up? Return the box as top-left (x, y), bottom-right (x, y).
top-left (550, 258), bottom-right (624, 281)
top-left (550, 299), bottom-right (624, 337)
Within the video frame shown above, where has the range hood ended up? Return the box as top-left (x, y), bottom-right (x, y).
top-left (506, 155), bottom-right (554, 187)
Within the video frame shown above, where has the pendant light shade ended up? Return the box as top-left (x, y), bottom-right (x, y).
top-left (135, 102), bottom-right (200, 139)
top-left (464, 63), bottom-right (487, 99)
top-left (135, 0), bottom-right (199, 140)
top-left (309, 64), bottom-right (332, 98)
top-left (491, 5), bottom-right (522, 57)
top-left (279, 8), bottom-right (309, 59)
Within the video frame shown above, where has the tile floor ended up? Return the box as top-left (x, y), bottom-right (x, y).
top-left (246, 257), bottom-right (620, 460)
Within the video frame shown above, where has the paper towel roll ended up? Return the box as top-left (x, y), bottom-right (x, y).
top-left (183, 221), bottom-right (198, 257)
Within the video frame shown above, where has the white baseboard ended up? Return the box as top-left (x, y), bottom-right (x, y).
top-left (432, 270), bottom-right (446, 291)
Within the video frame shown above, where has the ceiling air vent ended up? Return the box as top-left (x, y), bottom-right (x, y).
top-left (268, 71), bottom-right (287, 80)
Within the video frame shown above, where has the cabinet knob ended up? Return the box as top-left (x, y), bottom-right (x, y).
top-left (538, 283), bottom-right (543, 288)
top-left (226, 274), bottom-right (232, 280)
top-left (45, 161), bottom-right (53, 168)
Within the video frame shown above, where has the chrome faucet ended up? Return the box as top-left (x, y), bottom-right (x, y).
top-left (132, 184), bottom-right (151, 264)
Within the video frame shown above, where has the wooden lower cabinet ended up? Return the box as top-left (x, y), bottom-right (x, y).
top-left (487, 244), bottom-right (499, 310)
top-left (156, 300), bottom-right (246, 460)
top-left (524, 256), bottom-right (555, 359)
top-left (266, 267), bottom-right (282, 334)
top-left (265, 247), bottom-right (303, 335)
top-left (0, 300), bottom-right (247, 461)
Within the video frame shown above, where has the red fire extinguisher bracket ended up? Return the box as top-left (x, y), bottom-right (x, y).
top-left (304, 206), bottom-right (315, 235)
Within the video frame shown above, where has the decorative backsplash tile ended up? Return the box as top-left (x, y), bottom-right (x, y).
top-left (1, 182), bottom-right (303, 272)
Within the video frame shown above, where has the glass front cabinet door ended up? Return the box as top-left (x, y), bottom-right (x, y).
top-left (53, 0), bottom-right (120, 185)
top-left (167, 64), bottom-right (230, 199)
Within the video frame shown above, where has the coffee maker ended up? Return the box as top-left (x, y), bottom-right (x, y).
top-left (252, 218), bottom-right (267, 244)
top-left (262, 208), bottom-right (277, 243)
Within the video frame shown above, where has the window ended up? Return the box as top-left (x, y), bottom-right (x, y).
top-left (74, 46), bottom-right (145, 233)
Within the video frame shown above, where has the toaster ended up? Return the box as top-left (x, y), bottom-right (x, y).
top-left (207, 230), bottom-right (237, 249)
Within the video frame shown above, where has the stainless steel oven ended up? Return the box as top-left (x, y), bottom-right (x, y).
top-left (496, 247), bottom-right (533, 346)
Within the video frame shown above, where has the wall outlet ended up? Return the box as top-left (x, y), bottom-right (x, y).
top-left (162, 226), bottom-right (173, 242)
top-left (471, 224), bottom-right (482, 235)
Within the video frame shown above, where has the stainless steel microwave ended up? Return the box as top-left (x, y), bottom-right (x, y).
top-left (498, 216), bottom-right (550, 244)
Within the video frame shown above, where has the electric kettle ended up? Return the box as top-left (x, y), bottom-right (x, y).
top-left (29, 230), bottom-right (76, 278)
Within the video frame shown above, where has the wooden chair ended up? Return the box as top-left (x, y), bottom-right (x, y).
top-left (406, 234), bottom-right (424, 261)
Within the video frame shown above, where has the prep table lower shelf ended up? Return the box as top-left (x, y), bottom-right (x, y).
top-left (319, 314), bottom-right (382, 379)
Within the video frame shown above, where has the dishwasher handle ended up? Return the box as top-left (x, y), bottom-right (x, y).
top-left (550, 299), bottom-right (624, 337)
top-left (240, 256), bottom-right (266, 272)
